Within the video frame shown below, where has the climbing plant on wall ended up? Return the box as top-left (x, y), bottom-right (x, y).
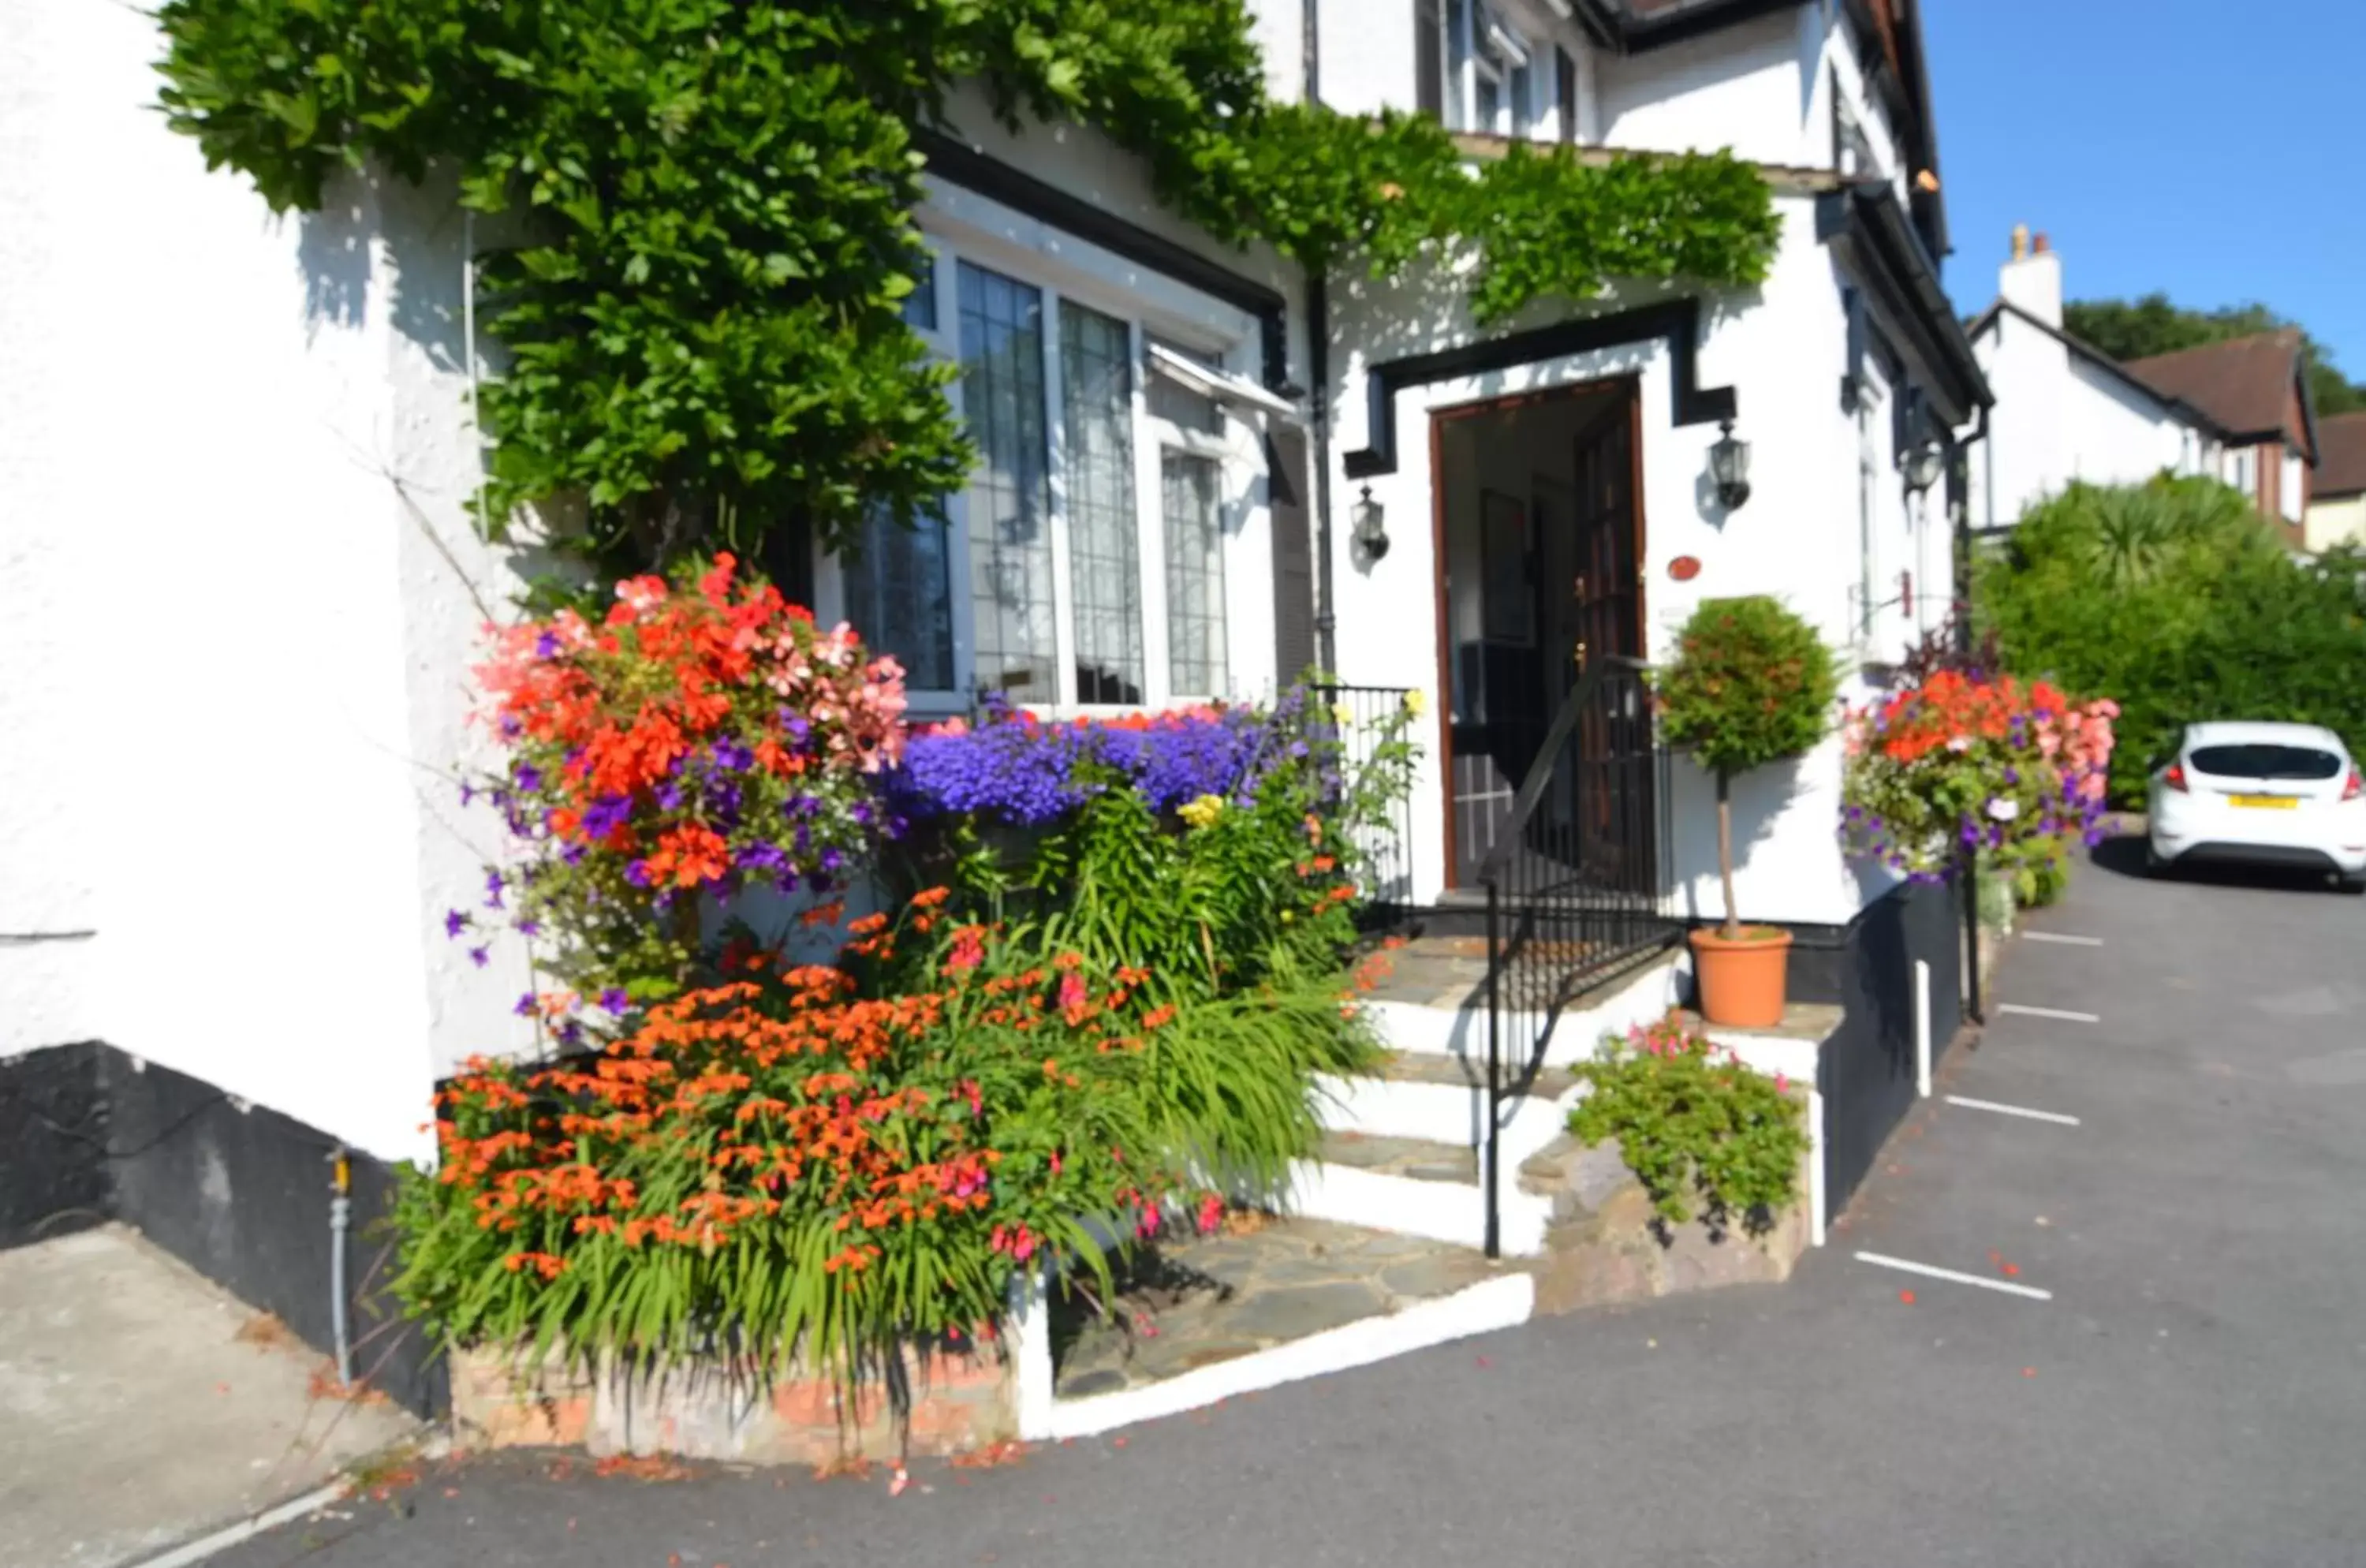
top-left (155, 0), bottom-right (1779, 582)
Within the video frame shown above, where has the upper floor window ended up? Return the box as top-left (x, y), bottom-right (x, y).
top-left (1423, 0), bottom-right (1553, 139)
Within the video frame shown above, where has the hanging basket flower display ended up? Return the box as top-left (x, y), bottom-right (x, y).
top-left (1842, 670), bottom-right (2118, 904)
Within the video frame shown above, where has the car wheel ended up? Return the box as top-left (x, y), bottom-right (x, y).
top-left (2341, 874), bottom-right (2366, 897)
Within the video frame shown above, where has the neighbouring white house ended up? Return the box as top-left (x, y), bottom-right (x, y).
top-left (1963, 229), bottom-right (2321, 547)
top-left (2, 0), bottom-right (1983, 1407)
top-left (2304, 412), bottom-right (2366, 553)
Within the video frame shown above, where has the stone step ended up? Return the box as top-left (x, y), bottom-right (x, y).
top-left (1365, 950), bottom-right (1689, 1067)
top-left (1037, 1213), bottom-right (1536, 1438)
top-left (1315, 1051), bottom-right (1579, 1170)
top-left (1285, 1130), bottom-right (1557, 1256)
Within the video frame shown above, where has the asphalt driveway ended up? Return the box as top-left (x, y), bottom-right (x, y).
top-left (198, 835), bottom-right (2366, 1568)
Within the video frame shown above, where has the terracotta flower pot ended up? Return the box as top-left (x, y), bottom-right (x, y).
top-left (1689, 925), bottom-right (1793, 1029)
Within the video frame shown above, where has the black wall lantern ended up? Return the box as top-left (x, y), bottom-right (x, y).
top-left (1351, 484), bottom-right (1390, 561)
top-left (1900, 438), bottom-right (1945, 496)
top-left (1708, 420), bottom-right (1751, 510)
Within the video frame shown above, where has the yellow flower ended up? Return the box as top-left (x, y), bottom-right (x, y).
top-left (1403, 688), bottom-right (1427, 717)
top-left (1178, 793), bottom-right (1226, 830)
top-left (1330, 701), bottom-right (1356, 726)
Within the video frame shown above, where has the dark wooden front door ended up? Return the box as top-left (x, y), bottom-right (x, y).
top-left (1437, 383), bottom-right (1644, 891)
top-left (1567, 388), bottom-right (1652, 886)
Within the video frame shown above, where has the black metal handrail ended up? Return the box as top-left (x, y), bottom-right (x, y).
top-left (1476, 654), bottom-right (1676, 1257)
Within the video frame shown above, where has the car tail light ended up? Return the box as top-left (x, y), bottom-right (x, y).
top-left (2163, 762), bottom-right (2189, 793)
top-left (2345, 767), bottom-right (2363, 803)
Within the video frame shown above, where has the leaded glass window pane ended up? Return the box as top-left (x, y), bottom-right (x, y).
top-left (1162, 451), bottom-right (1229, 696)
top-left (957, 261), bottom-right (1056, 699)
top-left (1059, 303), bottom-right (1145, 705)
top-left (842, 506), bottom-right (953, 691)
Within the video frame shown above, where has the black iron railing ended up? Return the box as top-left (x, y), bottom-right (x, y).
top-left (1476, 655), bottom-right (1678, 1257)
top-left (1310, 682), bottom-right (1416, 923)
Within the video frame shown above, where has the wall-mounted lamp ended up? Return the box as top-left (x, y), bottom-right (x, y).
top-left (1351, 484), bottom-right (1390, 561)
top-left (1900, 439), bottom-right (1945, 496)
top-left (1708, 420), bottom-right (1752, 510)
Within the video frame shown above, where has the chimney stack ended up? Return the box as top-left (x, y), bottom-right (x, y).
top-left (1999, 223), bottom-right (2062, 327)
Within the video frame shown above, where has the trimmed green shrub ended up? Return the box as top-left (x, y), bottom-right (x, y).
top-left (1657, 597), bottom-right (1842, 936)
top-left (1978, 477), bottom-right (2366, 805)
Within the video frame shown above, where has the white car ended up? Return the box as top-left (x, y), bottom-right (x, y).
top-left (2148, 721), bottom-right (2366, 891)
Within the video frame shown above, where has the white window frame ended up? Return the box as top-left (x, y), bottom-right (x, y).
top-left (815, 212), bottom-right (1268, 716)
top-left (1439, 0), bottom-right (1553, 137)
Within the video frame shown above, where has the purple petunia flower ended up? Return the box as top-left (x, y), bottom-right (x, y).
top-left (562, 842), bottom-right (588, 866)
top-left (656, 783), bottom-right (684, 811)
top-left (483, 871), bottom-right (506, 909)
top-left (517, 918), bottom-right (541, 936)
top-left (580, 794), bottom-right (633, 841)
top-left (625, 860), bottom-right (652, 887)
top-left (534, 631), bottom-right (562, 659)
top-left (599, 987), bottom-right (630, 1015)
top-left (711, 738), bottom-right (754, 773)
top-left (557, 1020), bottom-right (583, 1047)
top-left (459, 782), bottom-right (476, 807)
top-left (468, 946), bottom-right (489, 969)
top-left (444, 909), bottom-right (470, 939)
top-left (514, 763), bottom-right (543, 793)
top-left (513, 992), bottom-right (537, 1017)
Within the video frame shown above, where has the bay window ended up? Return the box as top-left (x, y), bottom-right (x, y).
top-left (832, 237), bottom-right (1267, 711)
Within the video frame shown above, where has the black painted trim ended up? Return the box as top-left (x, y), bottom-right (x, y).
top-left (1818, 181), bottom-right (1988, 428)
top-left (0, 1040), bottom-right (450, 1419)
top-left (912, 129), bottom-right (1294, 392)
top-left (1341, 297), bottom-right (1735, 479)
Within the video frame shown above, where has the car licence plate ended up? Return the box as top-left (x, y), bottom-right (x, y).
top-left (2230, 793), bottom-right (2300, 809)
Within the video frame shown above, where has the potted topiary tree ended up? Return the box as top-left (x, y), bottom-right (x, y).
top-left (1657, 596), bottom-right (1842, 1027)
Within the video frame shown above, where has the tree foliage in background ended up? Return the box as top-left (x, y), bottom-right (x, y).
top-left (2064, 293), bottom-right (2366, 416)
top-left (153, 0), bottom-right (1778, 584)
top-left (1977, 476), bottom-right (2366, 805)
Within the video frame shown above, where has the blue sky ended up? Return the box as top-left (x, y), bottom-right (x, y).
top-left (1924, 0), bottom-right (2365, 379)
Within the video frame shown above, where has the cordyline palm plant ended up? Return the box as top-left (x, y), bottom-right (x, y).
top-left (1655, 597), bottom-right (1841, 939)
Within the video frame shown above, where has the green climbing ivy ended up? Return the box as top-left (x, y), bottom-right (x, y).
top-left (155, 0), bottom-right (1778, 581)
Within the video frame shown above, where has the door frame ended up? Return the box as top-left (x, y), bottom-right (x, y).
top-left (1427, 375), bottom-right (1646, 894)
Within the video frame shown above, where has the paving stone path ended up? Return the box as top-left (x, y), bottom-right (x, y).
top-left (1051, 1216), bottom-right (1508, 1398)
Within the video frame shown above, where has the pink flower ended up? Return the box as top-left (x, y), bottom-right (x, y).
top-left (1058, 973), bottom-right (1088, 1012)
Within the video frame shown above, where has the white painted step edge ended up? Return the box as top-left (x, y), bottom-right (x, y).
top-left (1313, 1072), bottom-right (1573, 1169)
top-left (1285, 1159), bottom-right (1551, 1257)
top-left (1032, 1271), bottom-right (1535, 1441)
top-left (1370, 954), bottom-right (1689, 1067)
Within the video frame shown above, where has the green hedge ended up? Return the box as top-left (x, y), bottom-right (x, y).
top-left (1976, 476), bottom-right (2366, 805)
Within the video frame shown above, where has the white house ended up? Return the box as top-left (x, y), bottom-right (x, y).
top-left (1, 0), bottom-right (1983, 1406)
top-left (1964, 228), bottom-right (2323, 550)
top-left (1964, 230), bottom-right (2226, 533)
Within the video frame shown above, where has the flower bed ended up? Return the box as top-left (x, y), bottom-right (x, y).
top-left (397, 560), bottom-right (1418, 1443)
top-left (1842, 670), bottom-right (2118, 908)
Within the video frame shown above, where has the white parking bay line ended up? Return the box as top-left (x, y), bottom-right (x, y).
top-left (1944, 1094), bottom-right (2081, 1126)
top-left (2023, 931), bottom-right (2104, 947)
top-left (1853, 1251), bottom-right (2054, 1301)
top-left (1997, 1002), bottom-right (2101, 1024)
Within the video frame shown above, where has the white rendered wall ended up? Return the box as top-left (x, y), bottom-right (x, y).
top-left (1326, 195), bottom-right (1879, 926)
top-left (2305, 493), bottom-right (2366, 553)
top-left (0, 1), bottom-right (534, 1160)
top-left (1304, 0), bottom-right (1418, 119)
top-left (1972, 313), bottom-right (2213, 532)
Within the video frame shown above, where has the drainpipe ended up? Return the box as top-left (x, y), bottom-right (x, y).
top-left (328, 1148), bottom-right (353, 1389)
top-left (1303, 0), bottom-right (1339, 674)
